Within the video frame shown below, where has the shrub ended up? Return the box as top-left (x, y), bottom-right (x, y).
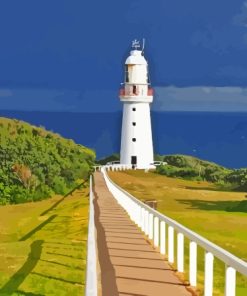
top-left (157, 154), bottom-right (232, 183)
top-left (32, 184), bottom-right (53, 201)
top-left (0, 117), bottom-right (95, 205)
top-left (52, 176), bottom-right (69, 195)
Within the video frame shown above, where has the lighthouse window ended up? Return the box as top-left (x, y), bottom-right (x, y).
top-left (147, 65), bottom-right (150, 83)
top-left (133, 85), bottom-right (137, 95)
top-left (132, 122), bottom-right (136, 126)
top-left (132, 138), bottom-right (136, 142)
top-left (132, 107), bottom-right (136, 111)
top-left (125, 65), bottom-right (129, 82)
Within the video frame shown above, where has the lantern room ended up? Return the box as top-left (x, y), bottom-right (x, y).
top-left (119, 42), bottom-right (154, 102)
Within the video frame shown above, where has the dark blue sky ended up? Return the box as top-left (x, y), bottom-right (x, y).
top-left (1, 0), bottom-right (247, 111)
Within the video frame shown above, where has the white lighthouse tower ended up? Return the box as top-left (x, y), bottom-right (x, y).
top-left (119, 39), bottom-right (154, 169)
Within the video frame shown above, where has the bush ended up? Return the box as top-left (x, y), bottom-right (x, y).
top-left (157, 154), bottom-right (232, 183)
top-left (32, 184), bottom-right (53, 201)
top-left (225, 169), bottom-right (247, 190)
top-left (9, 186), bottom-right (32, 204)
top-left (52, 176), bottom-right (69, 195)
top-left (157, 165), bottom-right (199, 179)
top-left (0, 182), bottom-right (11, 205)
top-left (0, 117), bottom-right (95, 205)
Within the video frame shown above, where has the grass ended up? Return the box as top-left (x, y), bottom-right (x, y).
top-left (108, 170), bottom-right (247, 296)
top-left (0, 184), bottom-right (89, 296)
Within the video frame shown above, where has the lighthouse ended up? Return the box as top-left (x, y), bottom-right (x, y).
top-left (119, 40), bottom-right (154, 169)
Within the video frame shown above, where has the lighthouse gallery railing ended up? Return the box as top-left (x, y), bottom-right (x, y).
top-left (102, 166), bottom-right (247, 296)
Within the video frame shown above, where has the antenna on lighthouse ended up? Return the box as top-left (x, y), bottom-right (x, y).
top-left (142, 38), bottom-right (146, 54)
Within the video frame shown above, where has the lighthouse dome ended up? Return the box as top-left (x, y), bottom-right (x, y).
top-left (125, 50), bottom-right (147, 65)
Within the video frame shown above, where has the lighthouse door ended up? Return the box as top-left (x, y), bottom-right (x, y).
top-left (131, 156), bottom-right (137, 165)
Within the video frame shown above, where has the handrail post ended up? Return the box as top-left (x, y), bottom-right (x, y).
top-left (160, 221), bottom-right (166, 255)
top-left (134, 204), bottom-right (140, 225)
top-left (225, 266), bottom-right (236, 296)
top-left (141, 208), bottom-right (145, 231)
top-left (130, 200), bottom-right (136, 222)
top-left (137, 205), bottom-right (142, 227)
top-left (189, 241), bottom-right (197, 287)
top-left (148, 213), bottom-right (154, 240)
top-left (177, 232), bottom-right (184, 272)
top-left (144, 209), bottom-right (149, 235)
top-left (204, 252), bottom-right (214, 296)
top-left (154, 216), bottom-right (159, 247)
top-left (168, 226), bottom-right (174, 263)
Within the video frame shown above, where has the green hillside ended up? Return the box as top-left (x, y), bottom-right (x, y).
top-left (0, 117), bottom-right (95, 205)
top-left (156, 154), bottom-right (247, 191)
top-left (96, 153), bottom-right (120, 165)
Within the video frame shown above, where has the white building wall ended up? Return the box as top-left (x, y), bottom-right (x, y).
top-left (120, 102), bottom-right (153, 168)
top-left (120, 48), bottom-right (154, 169)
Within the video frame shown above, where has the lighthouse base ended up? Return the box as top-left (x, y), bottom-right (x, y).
top-left (120, 102), bottom-right (154, 169)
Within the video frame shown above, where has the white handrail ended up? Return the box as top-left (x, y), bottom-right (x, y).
top-left (102, 167), bottom-right (247, 296)
top-left (85, 175), bottom-right (97, 296)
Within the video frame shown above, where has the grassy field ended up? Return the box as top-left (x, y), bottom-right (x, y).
top-left (0, 184), bottom-right (89, 296)
top-left (108, 170), bottom-right (247, 296)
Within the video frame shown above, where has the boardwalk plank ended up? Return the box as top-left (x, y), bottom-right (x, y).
top-left (93, 172), bottom-right (193, 296)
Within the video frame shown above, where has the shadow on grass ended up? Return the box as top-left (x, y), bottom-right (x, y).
top-left (44, 241), bottom-right (85, 246)
top-left (183, 185), bottom-right (239, 192)
top-left (183, 185), bottom-right (223, 191)
top-left (16, 291), bottom-right (44, 296)
top-left (0, 240), bottom-right (43, 295)
top-left (45, 251), bottom-right (83, 259)
top-left (40, 179), bottom-right (88, 217)
top-left (176, 199), bottom-right (247, 213)
top-left (40, 259), bottom-right (84, 271)
top-left (31, 272), bottom-right (83, 286)
top-left (19, 215), bottom-right (57, 241)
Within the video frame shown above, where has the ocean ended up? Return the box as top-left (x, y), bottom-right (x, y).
top-left (0, 110), bottom-right (247, 169)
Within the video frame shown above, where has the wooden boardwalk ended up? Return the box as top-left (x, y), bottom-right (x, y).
top-left (93, 172), bottom-right (193, 296)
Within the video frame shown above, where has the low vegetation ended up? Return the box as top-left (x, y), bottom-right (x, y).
top-left (108, 170), bottom-right (247, 296)
top-left (0, 184), bottom-right (89, 295)
top-left (156, 154), bottom-right (247, 191)
top-left (0, 117), bottom-right (95, 205)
